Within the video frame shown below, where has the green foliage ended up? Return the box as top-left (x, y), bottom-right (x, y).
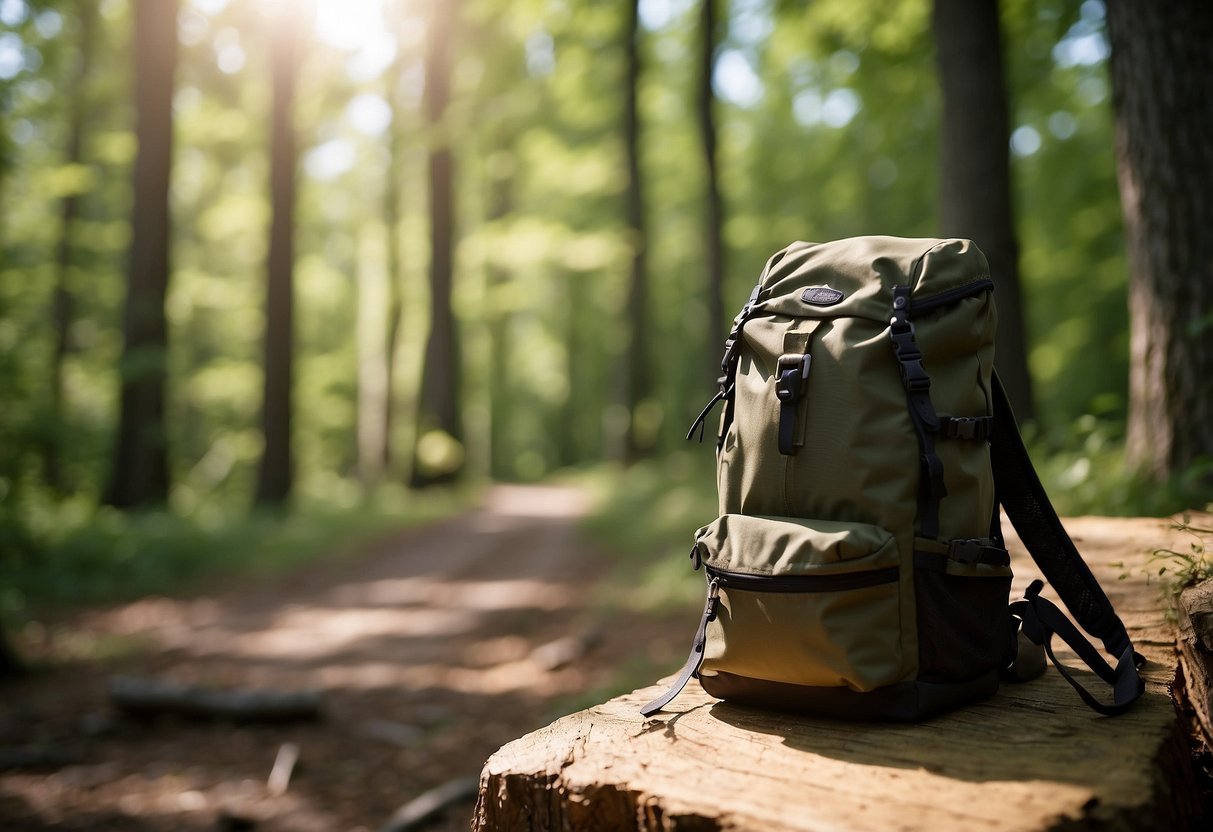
top-left (1024, 416), bottom-right (1213, 517)
top-left (1146, 519), bottom-right (1213, 595)
top-left (579, 451), bottom-right (718, 613)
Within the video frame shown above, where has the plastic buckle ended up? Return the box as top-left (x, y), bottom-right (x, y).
top-left (900, 358), bottom-right (931, 392)
top-left (949, 538), bottom-right (986, 564)
top-left (775, 354), bottom-right (811, 402)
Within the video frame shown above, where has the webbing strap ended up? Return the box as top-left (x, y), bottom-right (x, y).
top-left (990, 373), bottom-right (1130, 653)
top-left (686, 283), bottom-right (763, 448)
top-left (640, 578), bottom-right (721, 717)
top-left (889, 285), bottom-right (946, 539)
top-left (775, 354), bottom-right (811, 455)
top-left (991, 373), bottom-right (1143, 713)
top-left (1010, 581), bottom-right (1144, 715)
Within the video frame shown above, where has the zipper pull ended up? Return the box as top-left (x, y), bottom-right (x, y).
top-left (689, 541), bottom-right (703, 570)
top-left (704, 578), bottom-right (721, 621)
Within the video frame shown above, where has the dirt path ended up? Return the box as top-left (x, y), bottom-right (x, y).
top-left (0, 485), bottom-right (685, 831)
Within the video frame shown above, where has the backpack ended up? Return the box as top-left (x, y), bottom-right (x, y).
top-left (642, 236), bottom-right (1144, 721)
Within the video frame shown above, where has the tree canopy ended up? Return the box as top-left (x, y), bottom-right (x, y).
top-left (0, 0), bottom-right (1202, 525)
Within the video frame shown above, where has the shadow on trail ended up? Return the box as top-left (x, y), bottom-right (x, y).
top-left (0, 485), bottom-right (688, 832)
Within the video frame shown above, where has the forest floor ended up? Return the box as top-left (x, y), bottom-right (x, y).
top-left (0, 484), bottom-right (691, 831)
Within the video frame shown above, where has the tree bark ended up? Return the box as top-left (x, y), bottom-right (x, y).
top-left (697, 0), bottom-right (725, 387)
top-left (381, 27), bottom-right (408, 478)
top-left (103, 0), bottom-right (177, 509)
top-left (486, 150), bottom-right (514, 480)
top-left (1106, 0), bottom-right (1213, 481)
top-left (254, 5), bottom-right (300, 506)
top-left (411, 0), bottom-right (463, 488)
top-left (622, 0), bottom-right (652, 462)
top-left (47, 0), bottom-right (98, 493)
top-left (932, 0), bottom-right (1035, 423)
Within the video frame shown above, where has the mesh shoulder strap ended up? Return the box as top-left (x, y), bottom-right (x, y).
top-left (991, 373), bottom-right (1144, 715)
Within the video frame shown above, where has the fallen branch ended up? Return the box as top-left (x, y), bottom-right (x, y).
top-left (0, 744), bottom-right (84, 771)
top-left (107, 676), bottom-right (323, 723)
top-left (377, 776), bottom-right (479, 832)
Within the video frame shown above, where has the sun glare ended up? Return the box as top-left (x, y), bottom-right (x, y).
top-left (312, 0), bottom-right (387, 50)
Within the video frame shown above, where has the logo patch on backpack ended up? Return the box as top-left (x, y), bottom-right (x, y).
top-left (801, 286), bottom-right (845, 306)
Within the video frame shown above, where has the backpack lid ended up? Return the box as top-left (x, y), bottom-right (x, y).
top-left (755, 236), bottom-right (992, 324)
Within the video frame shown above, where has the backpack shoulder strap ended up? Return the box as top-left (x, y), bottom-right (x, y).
top-left (990, 372), bottom-right (1145, 715)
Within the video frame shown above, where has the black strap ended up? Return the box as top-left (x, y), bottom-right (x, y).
top-left (686, 283), bottom-right (762, 447)
top-left (640, 578), bottom-right (720, 717)
top-left (889, 285), bottom-right (946, 539)
top-left (991, 372), bottom-right (1144, 713)
top-left (1010, 581), bottom-right (1144, 715)
top-left (775, 354), bottom-right (811, 455)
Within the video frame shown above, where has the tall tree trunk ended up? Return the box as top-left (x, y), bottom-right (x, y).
top-left (381, 29), bottom-right (407, 477)
top-left (381, 144), bottom-right (404, 477)
top-left (47, 0), bottom-right (98, 493)
top-left (932, 0), bottom-right (1035, 423)
top-left (486, 150), bottom-right (514, 480)
top-left (1107, 0), bottom-right (1213, 481)
top-left (411, 0), bottom-right (462, 488)
top-left (697, 0), bottom-right (725, 386)
top-left (103, 0), bottom-right (177, 509)
top-left (254, 5), bottom-right (300, 506)
top-left (356, 228), bottom-right (388, 484)
top-left (622, 0), bottom-right (652, 462)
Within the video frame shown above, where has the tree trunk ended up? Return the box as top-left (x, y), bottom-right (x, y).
top-left (381, 35), bottom-right (407, 477)
top-left (932, 0), bottom-right (1035, 423)
top-left (697, 0), bottom-right (725, 387)
top-left (47, 0), bottom-right (98, 493)
top-left (622, 0), bottom-right (652, 462)
top-left (1106, 1), bottom-right (1213, 481)
top-left (411, 0), bottom-right (463, 488)
top-left (486, 150), bottom-right (514, 480)
top-left (254, 5), bottom-right (300, 506)
top-left (103, 0), bottom-right (177, 509)
top-left (356, 228), bottom-right (388, 484)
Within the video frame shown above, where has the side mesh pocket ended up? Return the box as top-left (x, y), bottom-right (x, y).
top-left (913, 544), bottom-right (1012, 684)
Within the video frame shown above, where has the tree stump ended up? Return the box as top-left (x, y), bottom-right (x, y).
top-left (1178, 577), bottom-right (1213, 750)
top-left (474, 517), bottom-right (1206, 831)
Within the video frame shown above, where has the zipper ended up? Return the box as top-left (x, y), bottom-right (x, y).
top-left (706, 565), bottom-right (899, 592)
top-left (909, 278), bottom-right (994, 314)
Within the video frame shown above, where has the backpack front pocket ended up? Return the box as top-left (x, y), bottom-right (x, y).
top-left (695, 514), bottom-right (904, 693)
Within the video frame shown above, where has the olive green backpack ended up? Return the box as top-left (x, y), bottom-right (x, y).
top-left (643, 236), bottom-right (1144, 721)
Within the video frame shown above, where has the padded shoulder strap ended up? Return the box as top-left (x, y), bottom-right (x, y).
top-left (990, 372), bottom-right (1144, 713)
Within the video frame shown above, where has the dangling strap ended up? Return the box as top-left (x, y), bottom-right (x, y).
top-left (686, 282), bottom-right (763, 448)
top-left (991, 373), bottom-right (1144, 713)
top-left (640, 578), bottom-right (720, 717)
top-left (1010, 581), bottom-right (1143, 715)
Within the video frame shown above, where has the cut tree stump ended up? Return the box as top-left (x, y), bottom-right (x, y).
top-left (1177, 577), bottom-right (1213, 751)
top-left (475, 516), bottom-right (1207, 831)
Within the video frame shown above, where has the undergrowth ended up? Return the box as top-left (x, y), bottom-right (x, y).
top-left (0, 479), bottom-right (474, 625)
top-left (1023, 415), bottom-right (1213, 517)
top-left (1144, 518), bottom-right (1213, 595)
top-left (576, 452), bottom-right (717, 614)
